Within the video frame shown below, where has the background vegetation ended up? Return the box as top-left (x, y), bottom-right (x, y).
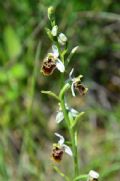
top-left (0, 0), bottom-right (120, 180)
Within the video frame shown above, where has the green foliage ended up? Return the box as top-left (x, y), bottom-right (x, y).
top-left (4, 26), bottom-right (22, 60)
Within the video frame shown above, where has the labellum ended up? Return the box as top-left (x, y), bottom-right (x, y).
top-left (89, 179), bottom-right (98, 181)
top-left (41, 54), bottom-right (56, 76)
top-left (93, 179), bottom-right (98, 181)
top-left (52, 145), bottom-right (64, 162)
top-left (74, 82), bottom-right (87, 96)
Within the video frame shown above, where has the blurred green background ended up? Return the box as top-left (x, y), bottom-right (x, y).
top-left (0, 0), bottom-right (120, 180)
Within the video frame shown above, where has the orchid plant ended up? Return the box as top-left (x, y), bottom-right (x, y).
top-left (41, 6), bottom-right (99, 181)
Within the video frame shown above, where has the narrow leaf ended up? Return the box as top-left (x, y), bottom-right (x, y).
top-left (71, 112), bottom-right (85, 128)
top-left (53, 165), bottom-right (70, 181)
top-left (66, 46), bottom-right (79, 65)
top-left (41, 90), bottom-right (60, 101)
top-left (74, 174), bottom-right (88, 181)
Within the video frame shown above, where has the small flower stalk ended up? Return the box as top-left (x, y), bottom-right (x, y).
top-left (41, 6), bottom-right (99, 181)
top-left (56, 103), bottom-right (78, 124)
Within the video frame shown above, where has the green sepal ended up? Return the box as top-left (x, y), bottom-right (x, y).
top-left (41, 90), bottom-right (60, 101)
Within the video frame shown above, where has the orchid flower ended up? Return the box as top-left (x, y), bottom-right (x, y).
top-left (41, 45), bottom-right (65, 75)
top-left (69, 69), bottom-right (88, 97)
top-left (55, 133), bottom-right (72, 156)
top-left (51, 45), bottom-right (65, 72)
top-left (56, 103), bottom-right (79, 123)
top-left (88, 170), bottom-right (99, 181)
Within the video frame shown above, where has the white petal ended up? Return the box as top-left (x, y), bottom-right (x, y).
top-left (56, 59), bottom-right (65, 72)
top-left (59, 33), bottom-right (67, 42)
top-left (70, 108), bottom-right (79, 117)
top-left (63, 144), bottom-right (73, 156)
top-left (51, 25), bottom-right (58, 36)
top-left (55, 133), bottom-right (65, 145)
top-left (52, 45), bottom-right (59, 57)
top-left (58, 33), bottom-right (67, 45)
top-left (58, 37), bottom-right (65, 45)
top-left (71, 82), bottom-right (76, 97)
top-left (89, 170), bottom-right (99, 179)
top-left (69, 68), bottom-right (74, 80)
top-left (56, 111), bottom-right (64, 123)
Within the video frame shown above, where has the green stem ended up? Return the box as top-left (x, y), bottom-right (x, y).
top-left (55, 32), bottom-right (79, 178)
top-left (69, 113), bottom-right (79, 177)
top-left (59, 84), bottom-right (79, 179)
top-left (48, 13), bottom-right (83, 181)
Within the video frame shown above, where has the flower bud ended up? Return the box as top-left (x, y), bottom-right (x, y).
top-left (74, 81), bottom-right (88, 96)
top-left (51, 25), bottom-right (58, 36)
top-left (48, 6), bottom-right (55, 21)
top-left (58, 33), bottom-right (67, 45)
top-left (88, 170), bottom-right (99, 181)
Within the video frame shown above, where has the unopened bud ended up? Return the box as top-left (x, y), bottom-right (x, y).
top-left (51, 25), bottom-right (58, 36)
top-left (58, 33), bottom-right (67, 45)
top-left (48, 6), bottom-right (55, 21)
top-left (88, 170), bottom-right (99, 181)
